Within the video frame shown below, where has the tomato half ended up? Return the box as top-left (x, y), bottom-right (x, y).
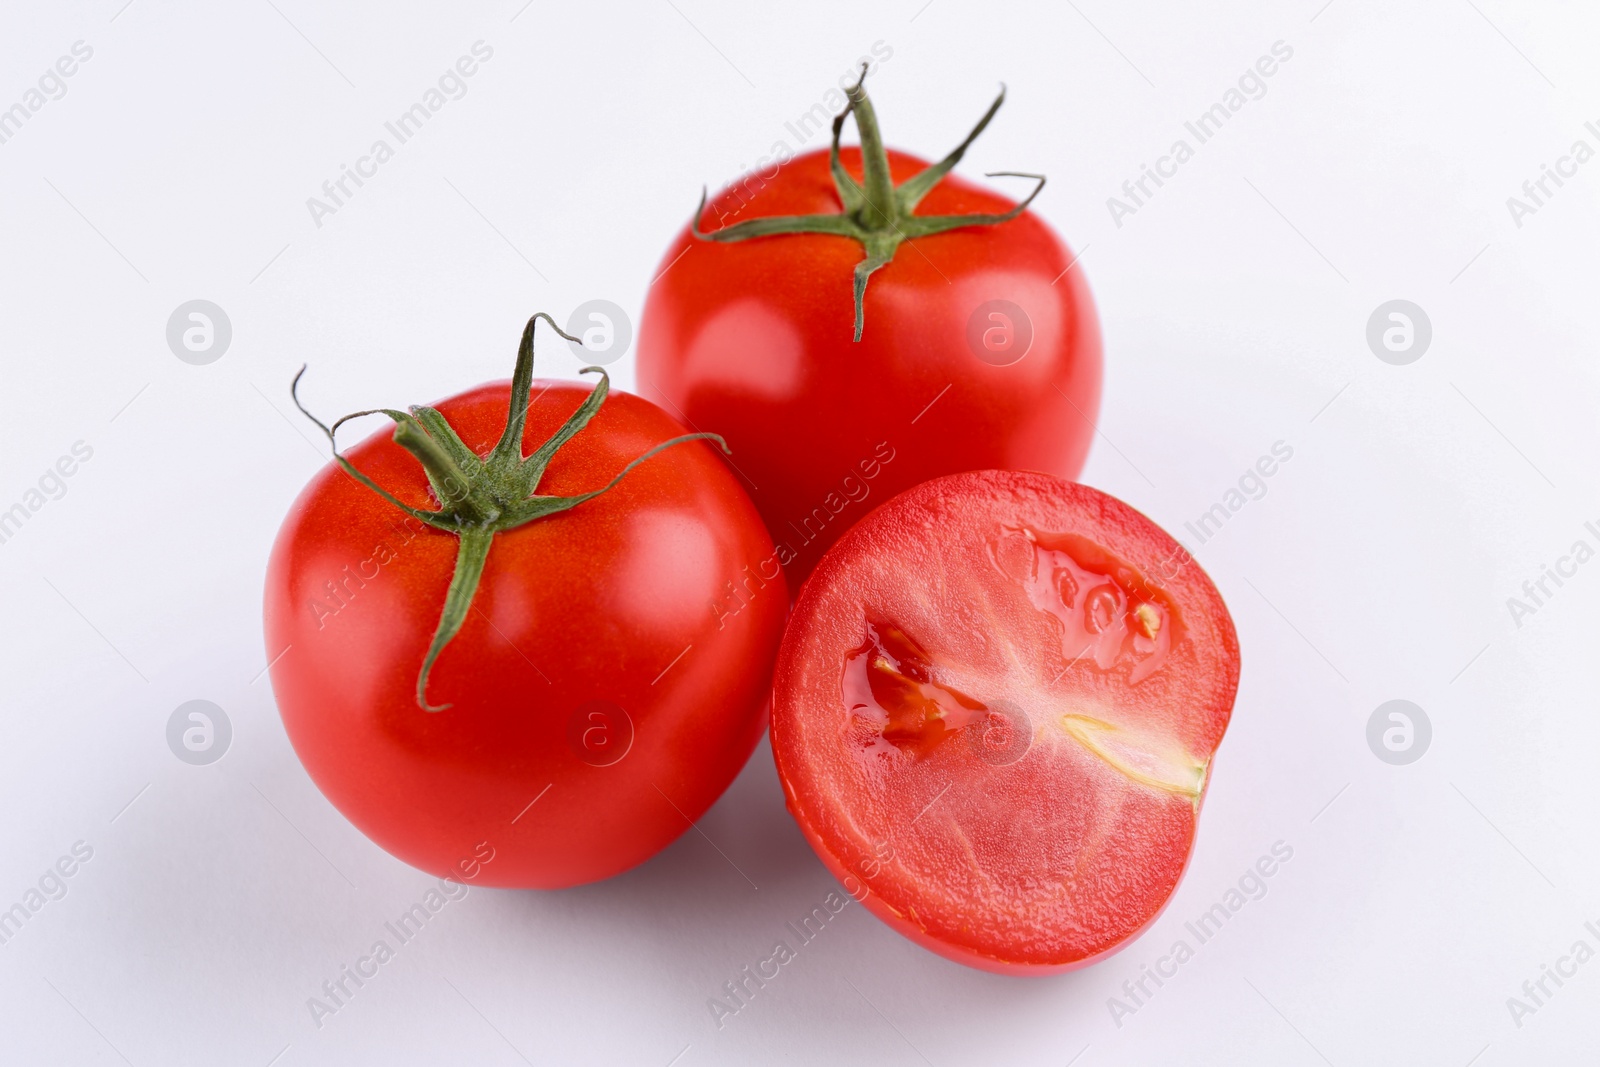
top-left (770, 471), bottom-right (1239, 973)
top-left (638, 81), bottom-right (1101, 596)
top-left (265, 377), bottom-right (786, 888)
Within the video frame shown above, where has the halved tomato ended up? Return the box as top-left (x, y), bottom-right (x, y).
top-left (770, 470), bottom-right (1239, 973)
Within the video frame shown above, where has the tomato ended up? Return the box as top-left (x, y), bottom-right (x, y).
top-left (638, 75), bottom-right (1101, 595)
top-left (264, 318), bottom-right (786, 888)
top-left (770, 470), bottom-right (1239, 973)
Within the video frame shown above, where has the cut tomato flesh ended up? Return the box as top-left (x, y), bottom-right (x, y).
top-left (771, 471), bottom-right (1240, 973)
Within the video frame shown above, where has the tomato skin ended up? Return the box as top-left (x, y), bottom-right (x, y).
top-left (638, 147), bottom-right (1102, 595)
top-left (264, 381), bottom-right (786, 888)
top-left (770, 471), bottom-right (1239, 974)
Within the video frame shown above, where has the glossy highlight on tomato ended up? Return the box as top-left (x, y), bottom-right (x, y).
top-left (265, 378), bottom-right (786, 888)
top-left (771, 471), bottom-right (1240, 973)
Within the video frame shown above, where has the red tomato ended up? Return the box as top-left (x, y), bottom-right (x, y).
top-left (770, 471), bottom-right (1239, 973)
top-left (265, 373), bottom-right (786, 888)
top-left (638, 83), bottom-right (1101, 595)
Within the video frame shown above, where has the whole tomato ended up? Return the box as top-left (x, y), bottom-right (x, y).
top-left (264, 316), bottom-right (786, 888)
top-left (638, 73), bottom-right (1102, 594)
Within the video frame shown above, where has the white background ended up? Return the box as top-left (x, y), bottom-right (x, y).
top-left (2, 1), bottom-right (1597, 1063)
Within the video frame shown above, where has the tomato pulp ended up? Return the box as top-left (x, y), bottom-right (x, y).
top-left (771, 471), bottom-right (1239, 973)
top-left (265, 380), bottom-right (786, 888)
top-left (638, 141), bottom-right (1101, 595)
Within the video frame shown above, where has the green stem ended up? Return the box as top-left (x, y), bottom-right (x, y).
top-left (489, 313), bottom-right (581, 477)
top-left (845, 77), bottom-right (896, 229)
top-left (293, 313), bottom-right (726, 711)
top-left (417, 526), bottom-right (494, 711)
top-left (688, 68), bottom-right (1042, 340)
top-left (852, 237), bottom-right (898, 342)
top-left (291, 376), bottom-right (460, 532)
top-left (390, 411), bottom-right (483, 518)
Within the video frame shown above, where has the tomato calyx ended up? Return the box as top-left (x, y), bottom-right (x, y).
top-left (690, 65), bottom-right (1046, 341)
top-left (291, 312), bottom-right (728, 712)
